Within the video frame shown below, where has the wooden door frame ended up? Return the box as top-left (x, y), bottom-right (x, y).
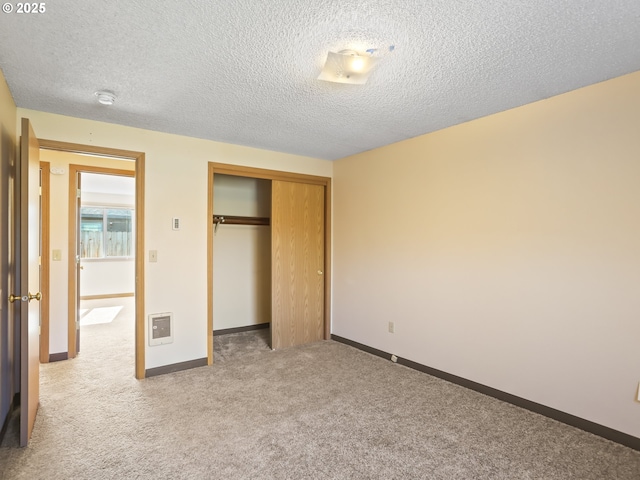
top-left (207, 162), bottom-right (331, 365)
top-left (39, 140), bottom-right (146, 379)
top-left (39, 162), bottom-right (50, 363)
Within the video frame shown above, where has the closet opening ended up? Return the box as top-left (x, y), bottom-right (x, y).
top-left (212, 174), bottom-right (272, 361)
top-left (208, 162), bottom-right (331, 366)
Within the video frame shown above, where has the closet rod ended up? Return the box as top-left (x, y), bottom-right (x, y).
top-left (213, 215), bottom-right (270, 226)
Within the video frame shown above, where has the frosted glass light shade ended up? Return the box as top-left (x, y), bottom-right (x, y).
top-left (317, 51), bottom-right (378, 85)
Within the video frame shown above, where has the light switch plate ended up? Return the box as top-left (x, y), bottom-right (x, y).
top-left (52, 249), bottom-right (62, 261)
top-left (149, 250), bottom-right (158, 263)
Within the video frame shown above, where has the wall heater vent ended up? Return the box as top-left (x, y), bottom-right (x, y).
top-left (149, 313), bottom-right (173, 346)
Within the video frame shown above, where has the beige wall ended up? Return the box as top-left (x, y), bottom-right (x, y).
top-left (333, 71), bottom-right (640, 438)
top-left (213, 226), bottom-right (271, 330)
top-left (20, 108), bottom-right (333, 369)
top-left (39, 149), bottom-right (135, 353)
top-left (0, 68), bottom-right (17, 429)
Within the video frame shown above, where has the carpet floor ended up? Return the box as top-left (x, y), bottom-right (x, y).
top-left (214, 327), bottom-right (271, 363)
top-left (1, 298), bottom-right (638, 479)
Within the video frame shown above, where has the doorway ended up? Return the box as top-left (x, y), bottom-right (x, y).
top-left (77, 171), bottom-right (135, 360)
top-left (212, 174), bottom-right (272, 361)
top-left (38, 140), bottom-right (146, 379)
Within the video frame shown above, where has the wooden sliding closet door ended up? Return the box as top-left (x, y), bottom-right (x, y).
top-left (271, 180), bottom-right (325, 349)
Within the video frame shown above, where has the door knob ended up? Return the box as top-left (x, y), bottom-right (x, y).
top-left (8, 294), bottom-right (25, 303)
top-left (28, 292), bottom-right (42, 302)
top-left (317, 270), bottom-right (323, 275)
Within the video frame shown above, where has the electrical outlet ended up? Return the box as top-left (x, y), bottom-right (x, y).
top-left (388, 321), bottom-right (395, 333)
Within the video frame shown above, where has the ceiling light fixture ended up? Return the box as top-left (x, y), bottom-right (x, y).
top-left (95, 91), bottom-right (116, 105)
top-left (317, 50), bottom-right (378, 85)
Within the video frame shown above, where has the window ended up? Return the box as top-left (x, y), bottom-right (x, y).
top-left (80, 207), bottom-right (134, 258)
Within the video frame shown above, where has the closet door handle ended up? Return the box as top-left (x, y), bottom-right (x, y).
top-left (317, 270), bottom-right (323, 275)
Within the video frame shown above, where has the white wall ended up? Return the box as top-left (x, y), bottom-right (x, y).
top-left (213, 226), bottom-right (271, 330)
top-left (213, 175), bottom-right (270, 217)
top-left (80, 259), bottom-right (135, 297)
top-left (213, 175), bottom-right (271, 330)
top-left (333, 71), bottom-right (640, 438)
top-left (22, 108), bottom-right (333, 369)
top-left (40, 149), bottom-right (135, 354)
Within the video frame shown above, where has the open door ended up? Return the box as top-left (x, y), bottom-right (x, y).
top-left (10, 118), bottom-right (41, 446)
top-left (271, 180), bottom-right (325, 349)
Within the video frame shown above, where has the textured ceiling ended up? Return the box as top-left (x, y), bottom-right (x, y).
top-left (1, 1), bottom-right (639, 160)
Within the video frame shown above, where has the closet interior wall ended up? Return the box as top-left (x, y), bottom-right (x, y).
top-left (212, 174), bottom-right (271, 331)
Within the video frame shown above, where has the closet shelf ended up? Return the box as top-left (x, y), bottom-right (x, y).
top-left (213, 215), bottom-right (270, 226)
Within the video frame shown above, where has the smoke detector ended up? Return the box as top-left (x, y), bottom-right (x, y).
top-left (95, 91), bottom-right (116, 105)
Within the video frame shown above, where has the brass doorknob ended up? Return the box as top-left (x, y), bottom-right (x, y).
top-left (28, 292), bottom-right (42, 302)
top-left (317, 270), bottom-right (323, 275)
top-left (8, 294), bottom-right (23, 303)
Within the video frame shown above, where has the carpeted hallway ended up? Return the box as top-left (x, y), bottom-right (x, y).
top-left (0, 297), bottom-right (638, 479)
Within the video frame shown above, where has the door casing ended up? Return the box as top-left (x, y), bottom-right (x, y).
top-left (207, 162), bottom-right (331, 364)
top-left (39, 162), bottom-right (50, 363)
